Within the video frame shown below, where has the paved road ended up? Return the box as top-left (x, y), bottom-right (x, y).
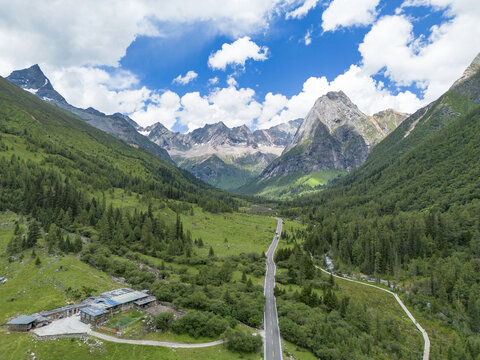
top-left (264, 217), bottom-right (283, 360)
top-left (315, 263), bottom-right (430, 360)
top-left (90, 331), bottom-right (225, 348)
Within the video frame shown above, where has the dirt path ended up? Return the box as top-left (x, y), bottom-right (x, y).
top-left (315, 264), bottom-right (430, 360)
top-left (90, 331), bottom-right (225, 348)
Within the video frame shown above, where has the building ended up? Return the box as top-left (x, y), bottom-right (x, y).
top-left (6, 315), bottom-right (37, 332)
top-left (80, 288), bottom-right (154, 325)
top-left (134, 296), bottom-right (157, 309)
top-left (39, 304), bottom-right (87, 320)
top-left (33, 314), bottom-right (50, 328)
top-left (80, 307), bottom-right (108, 325)
top-left (7, 288), bottom-right (157, 329)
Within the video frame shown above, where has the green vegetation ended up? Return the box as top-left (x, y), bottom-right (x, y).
top-left (104, 309), bottom-right (143, 329)
top-left (0, 77), bottom-right (270, 359)
top-left (279, 75), bottom-right (480, 357)
top-left (0, 332), bottom-right (260, 360)
top-left (178, 155), bottom-right (259, 191)
top-left (273, 227), bottom-right (423, 359)
top-left (239, 169), bottom-right (346, 199)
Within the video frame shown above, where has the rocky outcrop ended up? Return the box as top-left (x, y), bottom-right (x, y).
top-left (258, 91), bottom-right (406, 181)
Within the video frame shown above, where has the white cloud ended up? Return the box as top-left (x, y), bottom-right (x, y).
top-left (286, 0), bottom-right (320, 19)
top-left (359, 4), bottom-right (480, 103)
top-left (322, 0), bottom-right (380, 32)
top-left (130, 91), bottom-right (180, 129)
top-left (304, 29), bottom-right (312, 45)
top-left (226, 75), bottom-right (238, 87)
top-left (208, 77), bottom-right (219, 85)
top-left (47, 66), bottom-right (150, 114)
top-left (178, 85), bottom-right (262, 131)
top-left (257, 93), bottom-right (289, 128)
top-left (172, 70), bottom-right (198, 85)
top-left (208, 36), bottom-right (268, 70)
top-left (0, 0), bottom-right (287, 75)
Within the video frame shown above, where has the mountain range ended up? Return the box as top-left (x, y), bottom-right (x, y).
top-left (6, 64), bottom-right (408, 194)
top-left (141, 119), bottom-right (302, 190)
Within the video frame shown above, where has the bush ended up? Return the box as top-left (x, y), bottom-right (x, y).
top-left (171, 311), bottom-right (228, 338)
top-left (225, 329), bottom-right (262, 353)
top-left (155, 312), bottom-right (174, 332)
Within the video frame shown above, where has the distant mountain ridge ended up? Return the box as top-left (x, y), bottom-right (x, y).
top-left (6, 65), bottom-right (174, 164)
top-left (142, 119), bottom-right (302, 190)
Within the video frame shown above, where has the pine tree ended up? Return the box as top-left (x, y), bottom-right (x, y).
top-left (209, 246), bottom-right (215, 257)
top-left (26, 221), bottom-right (41, 248)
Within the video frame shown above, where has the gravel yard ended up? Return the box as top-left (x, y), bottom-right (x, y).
top-left (33, 314), bottom-right (91, 336)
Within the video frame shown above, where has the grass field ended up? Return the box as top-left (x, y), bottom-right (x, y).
top-left (241, 169), bottom-right (347, 199)
top-left (0, 211), bottom-right (267, 359)
top-left (0, 212), bottom-right (121, 323)
top-left (0, 331), bottom-right (260, 360)
top-left (282, 340), bottom-right (317, 360)
top-left (181, 207), bottom-right (277, 257)
top-left (104, 309), bottom-right (143, 330)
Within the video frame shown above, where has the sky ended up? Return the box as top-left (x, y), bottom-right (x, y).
top-left (0, 0), bottom-right (479, 133)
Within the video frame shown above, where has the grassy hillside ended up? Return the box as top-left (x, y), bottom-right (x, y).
top-left (280, 70), bottom-right (480, 358)
top-left (0, 76), bottom-right (271, 358)
top-left (0, 76), bottom-right (236, 213)
top-left (178, 155), bottom-right (257, 191)
top-left (238, 169), bottom-right (346, 199)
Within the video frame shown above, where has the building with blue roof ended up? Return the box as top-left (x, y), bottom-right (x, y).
top-left (80, 306), bottom-right (108, 325)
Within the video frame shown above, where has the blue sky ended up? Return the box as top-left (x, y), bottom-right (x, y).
top-left (1, 0), bottom-right (479, 132)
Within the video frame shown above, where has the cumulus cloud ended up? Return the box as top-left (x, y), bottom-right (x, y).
top-left (359, 2), bottom-right (480, 103)
top-left (0, 0), bottom-right (286, 75)
top-left (286, 0), bottom-right (320, 19)
top-left (172, 70), bottom-right (198, 85)
top-left (257, 93), bottom-right (288, 128)
top-left (177, 85), bottom-right (262, 131)
top-left (208, 36), bottom-right (268, 70)
top-left (47, 66), bottom-right (150, 114)
top-left (130, 91), bottom-right (180, 129)
top-left (208, 77), bottom-right (219, 85)
top-left (322, 0), bottom-right (380, 32)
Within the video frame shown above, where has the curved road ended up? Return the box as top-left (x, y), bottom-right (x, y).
top-left (90, 331), bottom-right (224, 348)
top-left (264, 217), bottom-right (283, 360)
top-left (315, 264), bottom-right (430, 360)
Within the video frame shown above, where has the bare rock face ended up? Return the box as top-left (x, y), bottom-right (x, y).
top-left (142, 119), bottom-right (302, 188)
top-left (259, 91), bottom-right (404, 180)
top-left (370, 109), bottom-right (409, 136)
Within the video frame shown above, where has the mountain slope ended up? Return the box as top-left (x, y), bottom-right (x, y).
top-left (0, 75), bottom-right (235, 213)
top-left (240, 92), bottom-right (407, 197)
top-left (281, 54), bottom-right (480, 359)
top-left (350, 52), bottom-right (480, 184)
top-left (7, 65), bottom-right (173, 164)
top-left (144, 119), bottom-right (302, 189)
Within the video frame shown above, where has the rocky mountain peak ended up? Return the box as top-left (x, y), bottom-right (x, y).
top-left (7, 64), bottom-right (66, 103)
top-left (283, 91), bottom-right (374, 154)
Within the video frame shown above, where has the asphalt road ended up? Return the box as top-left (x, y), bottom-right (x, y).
top-left (264, 217), bottom-right (283, 360)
